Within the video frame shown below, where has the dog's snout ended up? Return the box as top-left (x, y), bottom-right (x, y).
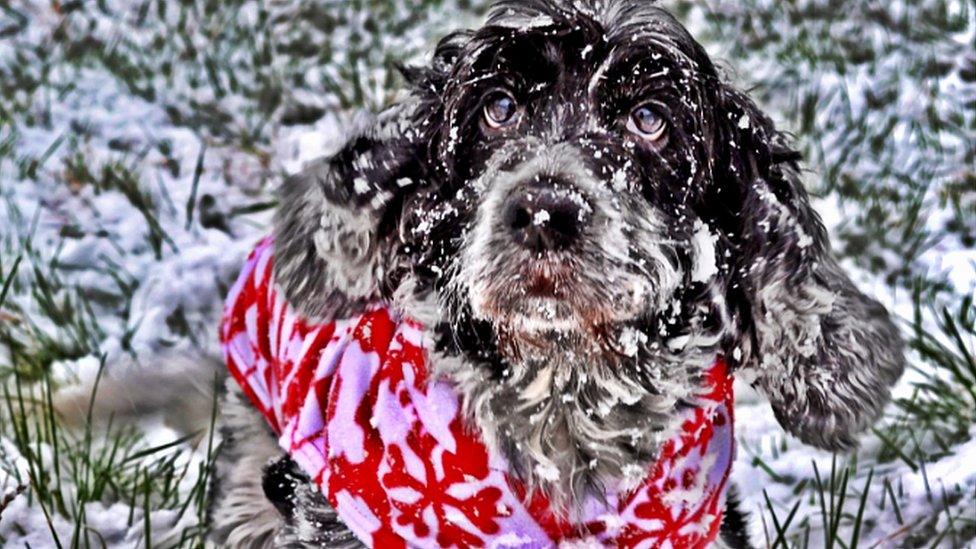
top-left (503, 178), bottom-right (590, 252)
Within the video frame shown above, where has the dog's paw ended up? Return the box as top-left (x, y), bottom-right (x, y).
top-left (261, 455), bottom-right (365, 548)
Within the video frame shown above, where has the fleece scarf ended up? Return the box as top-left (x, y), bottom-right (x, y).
top-left (220, 237), bottom-right (735, 548)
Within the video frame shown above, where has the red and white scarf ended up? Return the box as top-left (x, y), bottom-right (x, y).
top-left (220, 237), bottom-right (735, 548)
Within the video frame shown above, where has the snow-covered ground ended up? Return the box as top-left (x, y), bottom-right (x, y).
top-left (0, 1), bottom-right (972, 547)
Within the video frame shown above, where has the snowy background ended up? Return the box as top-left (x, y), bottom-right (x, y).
top-left (0, 0), bottom-right (972, 547)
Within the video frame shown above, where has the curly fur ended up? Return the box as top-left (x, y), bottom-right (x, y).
top-left (217, 0), bottom-right (906, 543)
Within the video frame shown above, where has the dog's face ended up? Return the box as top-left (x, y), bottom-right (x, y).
top-left (402, 3), bottom-right (728, 348)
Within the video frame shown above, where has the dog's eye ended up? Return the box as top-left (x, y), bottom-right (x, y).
top-left (483, 92), bottom-right (520, 129)
top-left (627, 104), bottom-right (667, 142)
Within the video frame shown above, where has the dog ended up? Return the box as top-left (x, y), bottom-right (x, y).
top-left (209, 1), bottom-right (905, 546)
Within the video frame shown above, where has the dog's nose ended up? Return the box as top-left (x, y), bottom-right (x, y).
top-left (503, 179), bottom-right (590, 252)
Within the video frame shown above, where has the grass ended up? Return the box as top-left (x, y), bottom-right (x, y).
top-left (0, 362), bottom-right (219, 547)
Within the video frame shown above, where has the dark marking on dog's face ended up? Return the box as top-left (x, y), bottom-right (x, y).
top-left (400, 3), bottom-right (727, 348)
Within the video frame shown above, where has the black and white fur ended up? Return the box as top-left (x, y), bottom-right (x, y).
top-left (211, 0), bottom-right (905, 545)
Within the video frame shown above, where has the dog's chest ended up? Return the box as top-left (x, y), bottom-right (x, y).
top-left (221, 238), bottom-right (735, 548)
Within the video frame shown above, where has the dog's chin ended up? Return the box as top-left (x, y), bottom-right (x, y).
top-left (470, 282), bottom-right (650, 341)
top-left (503, 300), bottom-right (591, 334)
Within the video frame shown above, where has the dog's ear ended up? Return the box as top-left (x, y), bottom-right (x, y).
top-left (713, 86), bottom-right (905, 451)
top-left (272, 101), bottom-right (426, 321)
top-left (272, 34), bottom-right (467, 322)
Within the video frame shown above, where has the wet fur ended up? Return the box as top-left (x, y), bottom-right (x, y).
top-left (218, 0), bottom-right (905, 543)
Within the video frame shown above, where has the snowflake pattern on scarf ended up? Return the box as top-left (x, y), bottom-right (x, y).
top-left (220, 238), bottom-right (735, 548)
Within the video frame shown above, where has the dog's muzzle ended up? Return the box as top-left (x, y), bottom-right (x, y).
top-left (502, 176), bottom-right (592, 253)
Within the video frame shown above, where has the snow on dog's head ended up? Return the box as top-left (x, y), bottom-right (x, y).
top-left (400, 1), bottom-right (735, 344)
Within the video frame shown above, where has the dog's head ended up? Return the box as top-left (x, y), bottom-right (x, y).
top-left (386, 0), bottom-right (835, 366)
top-left (274, 0), bottom-right (904, 484)
top-left (425, 13), bottom-right (705, 337)
top-left (404, 2), bottom-right (739, 342)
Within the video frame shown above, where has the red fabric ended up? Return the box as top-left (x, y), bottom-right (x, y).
top-left (221, 237), bottom-right (735, 548)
